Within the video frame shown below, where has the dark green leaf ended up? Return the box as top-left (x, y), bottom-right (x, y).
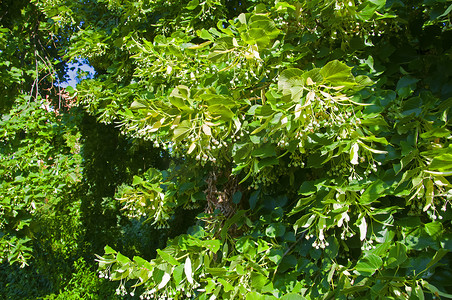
top-left (396, 76), bottom-right (419, 98)
top-left (232, 191), bottom-right (242, 204)
top-left (249, 190), bottom-right (260, 210)
top-left (360, 179), bottom-right (388, 204)
top-left (424, 248), bottom-right (448, 271)
top-left (257, 157), bottom-right (279, 169)
top-left (251, 143), bottom-right (276, 158)
top-left (298, 181), bottom-right (316, 196)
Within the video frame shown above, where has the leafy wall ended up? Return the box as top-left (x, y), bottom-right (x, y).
top-left (1, 0), bottom-right (452, 299)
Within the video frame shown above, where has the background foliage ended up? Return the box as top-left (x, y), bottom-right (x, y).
top-left (1, 0), bottom-right (452, 299)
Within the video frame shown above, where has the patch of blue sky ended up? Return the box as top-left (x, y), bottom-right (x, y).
top-left (60, 59), bottom-right (95, 88)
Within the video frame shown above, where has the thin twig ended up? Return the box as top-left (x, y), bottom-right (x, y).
top-left (33, 49), bottom-right (39, 102)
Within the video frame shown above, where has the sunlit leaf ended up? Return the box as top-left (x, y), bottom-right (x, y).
top-left (358, 216), bottom-right (367, 241)
top-left (157, 249), bottom-right (180, 266)
top-left (158, 272), bottom-right (171, 289)
top-left (355, 254), bottom-right (383, 276)
top-left (350, 143), bottom-right (359, 165)
top-left (184, 257), bottom-right (193, 284)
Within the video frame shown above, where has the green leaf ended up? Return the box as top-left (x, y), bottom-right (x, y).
top-left (325, 236), bottom-right (339, 259)
top-left (412, 284), bottom-right (425, 300)
top-left (157, 249), bottom-right (180, 266)
top-left (251, 143), bottom-right (276, 158)
top-left (281, 293), bottom-right (306, 300)
top-left (360, 179), bottom-right (388, 204)
top-left (420, 127), bottom-right (451, 139)
top-left (248, 16), bottom-right (280, 40)
top-left (104, 245), bottom-right (117, 255)
top-left (278, 68), bottom-right (304, 97)
top-left (247, 190), bottom-right (259, 210)
top-left (241, 16), bottom-right (280, 48)
top-left (424, 248), bottom-right (448, 271)
top-left (206, 267), bottom-right (227, 276)
top-left (404, 228), bottom-right (439, 251)
top-left (187, 142), bottom-right (196, 154)
top-left (170, 97), bottom-right (187, 109)
top-left (130, 100), bottom-right (147, 109)
top-left (424, 179), bottom-right (434, 212)
top-left (132, 255), bottom-right (146, 265)
top-left (265, 223), bottom-right (286, 238)
top-left (268, 248), bottom-right (283, 264)
top-left (221, 210), bottom-right (247, 240)
top-left (132, 175), bottom-right (144, 186)
top-left (238, 13), bottom-right (247, 25)
top-left (355, 254), bottom-right (383, 276)
top-left (357, 140), bottom-right (387, 154)
top-left (246, 292), bottom-right (264, 300)
top-left (116, 252), bottom-right (130, 264)
top-left (207, 104), bottom-right (234, 120)
top-left (200, 239), bottom-right (221, 253)
top-left (172, 124), bottom-right (190, 140)
top-left (233, 142), bottom-right (252, 162)
top-left (441, 233), bottom-right (452, 251)
top-left (437, 3), bottom-right (452, 19)
top-left (396, 149), bottom-right (418, 175)
top-left (197, 29), bottom-right (214, 41)
top-left (250, 272), bottom-right (267, 290)
top-left (298, 181), bottom-right (317, 196)
top-left (250, 135), bottom-right (261, 144)
top-left (201, 94), bottom-right (236, 107)
top-left (173, 264), bottom-right (184, 285)
top-left (204, 279), bottom-right (216, 293)
top-left (258, 157), bottom-right (279, 169)
top-left (386, 242), bottom-right (407, 268)
top-left (357, 0), bottom-right (384, 21)
top-left (396, 76), bottom-right (419, 98)
top-left (294, 214), bottom-right (316, 232)
top-left (257, 239), bottom-right (270, 253)
top-left (424, 222), bottom-right (443, 240)
top-left (218, 278), bottom-right (234, 292)
top-left (319, 60), bottom-right (354, 86)
top-left (186, 0), bottom-right (198, 10)
top-left (251, 118), bottom-right (271, 135)
top-left (232, 191), bottom-right (242, 204)
top-left (422, 281), bottom-right (452, 299)
top-left (429, 153), bottom-right (452, 172)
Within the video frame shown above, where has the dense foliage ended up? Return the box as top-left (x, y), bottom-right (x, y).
top-left (0, 0), bottom-right (82, 267)
top-left (2, 0), bottom-right (452, 299)
top-left (0, 1), bottom-right (173, 297)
